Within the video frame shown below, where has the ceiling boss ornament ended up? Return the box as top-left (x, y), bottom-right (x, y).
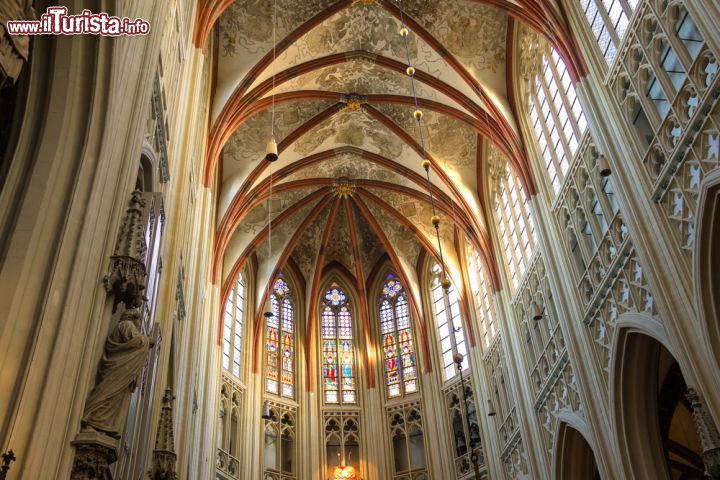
top-left (333, 178), bottom-right (357, 197)
top-left (341, 94), bottom-right (367, 112)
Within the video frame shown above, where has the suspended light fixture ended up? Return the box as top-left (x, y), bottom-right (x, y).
top-left (597, 154), bottom-right (611, 177)
top-left (397, 1), bottom-right (452, 293)
top-left (265, 137), bottom-right (278, 162)
top-left (530, 301), bottom-right (544, 321)
top-left (487, 399), bottom-right (497, 417)
top-left (261, 400), bottom-right (272, 420)
top-left (263, 0), bottom-right (278, 321)
top-left (265, 0), bottom-right (279, 162)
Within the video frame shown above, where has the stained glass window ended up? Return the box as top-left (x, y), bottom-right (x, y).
top-left (266, 276), bottom-right (294, 398)
top-left (528, 47), bottom-right (587, 194)
top-left (430, 264), bottom-right (468, 381)
top-left (223, 273), bottom-right (245, 378)
top-left (379, 274), bottom-right (418, 398)
top-left (322, 286), bottom-right (356, 404)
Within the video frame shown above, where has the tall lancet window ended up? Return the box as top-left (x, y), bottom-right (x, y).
top-left (490, 150), bottom-right (537, 291)
top-left (467, 246), bottom-right (497, 350)
top-left (430, 263), bottom-right (468, 381)
top-left (223, 273), bottom-right (246, 378)
top-left (322, 287), bottom-right (357, 404)
top-left (580, 0), bottom-right (638, 65)
top-left (528, 47), bottom-right (587, 193)
top-left (379, 275), bottom-right (417, 398)
top-left (266, 276), bottom-right (294, 398)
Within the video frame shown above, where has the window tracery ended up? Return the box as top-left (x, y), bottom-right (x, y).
top-left (324, 411), bottom-right (361, 478)
top-left (322, 287), bottom-right (357, 404)
top-left (223, 273), bottom-right (245, 379)
top-left (488, 148), bottom-right (537, 291)
top-left (379, 275), bottom-right (418, 398)
top-left (443, 381), bottom-right (484, 477)
top-left (386, 402), bottom-right (428, 479)
top-left (429, 263), bottom-right (468, 380)
top-left (527, 46), bottom-right (588, 193)
top-left (466, 246), bottom-right (497, 350)
top-left (263, 402), bottom-right (297, 480)
top-left (266, 276), bottom-right (295, 398)
top-left (580, 0), bottom-right (639, 65)
top-left (217, 375), bottom-right (242, 479)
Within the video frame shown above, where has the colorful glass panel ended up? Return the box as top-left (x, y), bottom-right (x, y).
top-left (325, 288), bottom-right (347, 306)
top-left (266, 275), bottom-right (294, 398)
top-left (378, 276), bottom-right (418, 398)
top-left (322, 287), bottom-right (356, 404)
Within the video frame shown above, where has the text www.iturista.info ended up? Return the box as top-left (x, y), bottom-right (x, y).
top-left (6, 6), bottom-right (150, 36)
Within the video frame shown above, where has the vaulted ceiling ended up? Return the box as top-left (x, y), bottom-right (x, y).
top-left (202, 0), bottom-right (584, 318)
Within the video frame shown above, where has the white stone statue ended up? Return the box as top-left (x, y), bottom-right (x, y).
top-left (0, 0), bottom-right (35, 87)
top-left (80, 308), bottom-right (152, 439)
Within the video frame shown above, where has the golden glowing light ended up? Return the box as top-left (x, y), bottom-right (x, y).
top-left (333, 465), bottom-right (358, 480)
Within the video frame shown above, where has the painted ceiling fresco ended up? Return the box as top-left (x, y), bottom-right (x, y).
top-left (323, 203), bottom-right (355, 273)
top-left (214, 0), bottom-right (518, 314)
top-left (247, 3), bottom-right (481, 104)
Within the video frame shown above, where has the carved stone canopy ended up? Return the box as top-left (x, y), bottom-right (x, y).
top-left (103, 190), bottom-right (148, 308)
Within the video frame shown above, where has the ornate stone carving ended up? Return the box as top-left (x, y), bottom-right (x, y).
top-left (103, 191), bottom-right (148, 308)
top-left (0, 450), bottom-right (16, 480)
top-left (148, 389), bottom-right (177, 480)
top-left (686, 388), bottom-right (720, 479)
top-left (333, 177), bottom-right (357, 198)
top-left (70, 432), bottom-right (118, 480)
top-left (0, 0), bottom-right (35, 88)
top-left (80, 307), bottom-right (152, 439)
top-left (517, 26), bottom-right (543, 95)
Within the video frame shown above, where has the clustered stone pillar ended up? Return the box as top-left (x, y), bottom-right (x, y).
top-left (686, 388), bottom-right (720, 480)
top-left (70, 191), bottom-right (153, 479)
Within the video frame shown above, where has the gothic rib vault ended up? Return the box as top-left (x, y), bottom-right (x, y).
top-left (210, 1), bottom-right (547, 351)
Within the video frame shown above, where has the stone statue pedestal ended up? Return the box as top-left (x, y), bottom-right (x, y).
top-left (70, 431), bottom-right (119, 480)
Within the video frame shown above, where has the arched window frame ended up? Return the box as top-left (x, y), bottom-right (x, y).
top-left (321, 285), bottom-right (358, 405)
top-left (489, 151), bottom-right (537, 291)
top-left (428, 262), bottom-right (469, 382)
top-left (466, 245), bottom-right (497, 350)
top-left (377, 273), bottom-right (418, 399)
top-left (223, 272), bottom-right (246, 379)
top-left (527, 46), bottom-right (588, 194)
top-left (265, 276), bottom-right (295, 399)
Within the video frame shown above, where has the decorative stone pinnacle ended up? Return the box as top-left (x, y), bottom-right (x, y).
top-left (148, 388), bottom-right (177, 479)
top-left (686, 388), bottom-right (720, 479)
top-left (333, 178), bottom-right (357, 198)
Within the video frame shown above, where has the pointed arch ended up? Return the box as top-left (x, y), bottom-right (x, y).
top-left (552, 413), bottom-right (602, 480)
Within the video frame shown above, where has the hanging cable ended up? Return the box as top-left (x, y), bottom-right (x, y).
top-left (265, 0), bottom-right (279, 162)
top-left (396, 0), bottom-right (452, 291)
top-left (265, 0), bottom-right (279, 318)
